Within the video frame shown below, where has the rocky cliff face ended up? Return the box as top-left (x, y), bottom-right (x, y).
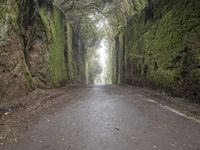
top-left (115, 0), bottom-right (200, 100)
top-left (0, 0), bottom-right (33, 102)
top-left (0, 0), bottom-right (86, 102)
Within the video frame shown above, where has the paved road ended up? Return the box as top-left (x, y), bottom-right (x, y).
top-left (2, 85), bottom-right (200, 150)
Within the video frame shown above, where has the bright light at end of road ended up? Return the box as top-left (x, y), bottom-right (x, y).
top-left (95, 39), bottom-right (109, 85)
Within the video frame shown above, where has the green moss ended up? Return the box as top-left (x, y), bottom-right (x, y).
top-left (122, 0), bottom-right (200, 100)
top-left (39, 7), bottom-right (68, 86)
top-left (67, 22), bottom-right (75, 81)
top-left (0, 1), bottom-right (4, 17)
top-left (149, 69), bottom-right (179, 90)
top-left (38, 4), bottom-right (86, 86)
top-left (23, 62), bottom-right (34, 89)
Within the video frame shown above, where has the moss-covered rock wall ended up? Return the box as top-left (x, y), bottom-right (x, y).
top-left (0, 0), bottom-right (34, 102)
top-left (112, 33), bottom-right (125, 84)
top-left (116, 0), bottom-right (200, 100)
top-left (0, 0), bottom-right (86, 103)
top-left (66, 23), bottom-right (86, 83)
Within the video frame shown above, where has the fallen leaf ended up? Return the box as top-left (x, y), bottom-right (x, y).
top-left (114, 127), bottom-right (120, 131)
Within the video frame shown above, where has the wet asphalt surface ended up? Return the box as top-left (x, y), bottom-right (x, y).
top-left (2, 85), bottom-right (200, 150)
